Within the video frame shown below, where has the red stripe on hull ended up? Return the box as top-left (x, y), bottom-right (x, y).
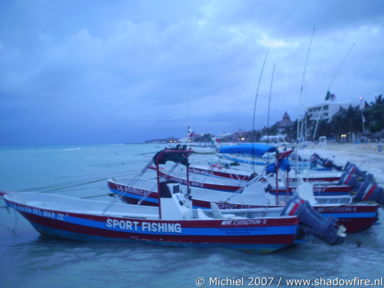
top-left (314, 205), bottom-right (378, 214)
top-left (337, 218), bottom-right (378, 233)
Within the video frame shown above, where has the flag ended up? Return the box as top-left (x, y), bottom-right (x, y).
top-left (325, 91), bottom-right (335, 101)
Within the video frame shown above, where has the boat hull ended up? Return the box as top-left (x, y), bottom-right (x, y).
top-left (5, 196), bottom-right (298, 253)
top-left (270, 185), bottom-right (352, 196)
top-left (157, 167), bottom-right (351, 196)
top-left (108, 180), bottom-right (378, 233)
top-left (189, 165), bottom-right (341, 183)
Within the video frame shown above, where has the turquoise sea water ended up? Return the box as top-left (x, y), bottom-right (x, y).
top-left (1, 144), bottom-right (383, 288)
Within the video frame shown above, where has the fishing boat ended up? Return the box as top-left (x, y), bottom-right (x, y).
top-left (1, 147), bottom-right (301, 253)
top-left (155, 163), bottom-right (352, 198)
top-left (108, 177), bottom-right (378, 234)
top-left (209, 143), bottom-right (384, 204)
top-left (189, 163), bottom-right (341, 183)
top-left (108, 146), bottom-right (378, 234)
top-left (108, 147), bottom-right (350, 245)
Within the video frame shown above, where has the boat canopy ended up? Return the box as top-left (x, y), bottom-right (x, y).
top-left (153, 145), bottom-right (193, 166)
top-left (218, 143), bottom-right (276, 156)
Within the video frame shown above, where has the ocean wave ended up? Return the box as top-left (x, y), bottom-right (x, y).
top-left (62, 147), bottom-right (81, 151)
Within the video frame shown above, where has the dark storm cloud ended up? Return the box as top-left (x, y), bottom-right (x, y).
top-left (0, 0), bottom-right (383, 145)
top-left (213, 0), bottom-right (384, 36)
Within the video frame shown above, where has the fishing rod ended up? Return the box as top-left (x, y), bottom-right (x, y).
top-left (297, 28), bottom-right (315, 142)
top-left (312, 43), bottom-right (356, 140)
top-left (252, 50), bottom-right (269, 173)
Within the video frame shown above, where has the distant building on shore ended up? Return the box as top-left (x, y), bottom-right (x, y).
top-left (145, 137), bottom-right (179, 144)
top-left (306, 101), bottom-right (354, 122)
top-left (277, 112), bottom-right (294, 134)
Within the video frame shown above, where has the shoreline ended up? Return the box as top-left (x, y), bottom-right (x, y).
top-left (304, 142), bottom-right (384, 156)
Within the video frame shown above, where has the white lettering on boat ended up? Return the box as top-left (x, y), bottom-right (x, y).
top-left (116, 185), bottom-right (152, 196)
top-left (316, 206), bottom-right (358, 213)
top-left (11, 203), bottom-right (66, 221)
top-left (106, 219), bottom-right (182, 233)
top-left (221, 219), bottom-right (267, 225)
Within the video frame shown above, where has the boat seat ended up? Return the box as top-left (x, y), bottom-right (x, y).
top-left (223, 214), bottom-right (243, 219)
top-left (210, 203), bottom-right (223, 219)
top-left (196, 208), bottom-right (213, 220)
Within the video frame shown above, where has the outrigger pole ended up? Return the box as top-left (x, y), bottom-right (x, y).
top-left (312, 43), bottom-right (355, 140)
top-left (297, 27), bottom-right (315, 142)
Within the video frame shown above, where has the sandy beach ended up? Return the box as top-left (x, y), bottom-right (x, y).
top-left (301, 143), bottom-right (384, 184)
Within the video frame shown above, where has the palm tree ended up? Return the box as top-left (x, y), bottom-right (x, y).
top-left (329, 105), bottom-right (362, 140)
top-left (372, 94), bottom-right (384, 105)
top-left (365, 94), bottom-right (384, 132)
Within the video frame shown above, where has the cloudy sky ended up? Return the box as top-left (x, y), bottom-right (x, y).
top-left (1, 0), bottom-right (383, 145)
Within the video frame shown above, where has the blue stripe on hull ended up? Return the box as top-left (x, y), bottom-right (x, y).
top-left (320, 212), bottom-right (377, 219)
top-left (30, 222), bottom-right (290, 253)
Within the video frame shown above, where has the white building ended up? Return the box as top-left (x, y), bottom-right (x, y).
top-left (306, 101), bottom-right (355, 122)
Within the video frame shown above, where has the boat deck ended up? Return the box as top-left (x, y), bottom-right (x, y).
top-left (4, 192), bottom-right (159, 219)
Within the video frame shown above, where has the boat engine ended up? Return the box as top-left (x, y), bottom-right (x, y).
top-left (281, 197), bottom-right (345, 245)
top-left (340, 163), bottom-right (375, 190)
top-left (310, 153), bottom-right (343, 171)
top-left (339, 164), bottom-right (360, 188)
top-left (354, 178), bottom-right (384, 205)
